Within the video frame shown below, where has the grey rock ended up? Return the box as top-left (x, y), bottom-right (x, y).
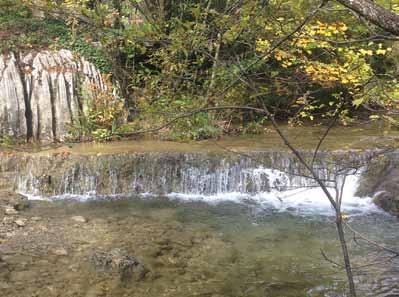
top-left (356, 157), bottom-right (399, 216)
top-left (30, 216), bottom-right (42, 222)
top-left (14, 218), bottom-right (27, 227)
top-left (0, 191), bottom-right (29, 211)
top-left (0, 49), bottom-right (118, 142)
top-left (90, 248), bottom-right (147, 282)
top-left (4, 207), bottom-right (18, 215)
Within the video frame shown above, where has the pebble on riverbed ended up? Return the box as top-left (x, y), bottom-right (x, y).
top-left (71, 216), bottom-right (87, 223)
top-left (51, 247), bottom-right (69, 256)
top-left (14, 219), bottom-right (27, 227)
top-left (4, 207), bottom-right (18, 215)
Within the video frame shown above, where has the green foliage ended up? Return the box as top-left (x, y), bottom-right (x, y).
top-left (68, 76), bottom-right (126, 142)
top-left (67, 38), bottom-right (111, 73)
top-left (0, 5), bottom-right (68, 52)
top-left (3, 0), bottom-right (399, 140)
top-left (169, 114), bottom-right (222, 141)
top-left (0, 2), bottom-right (111, 72)
top-left (0, 135), bottom-right (17, 146)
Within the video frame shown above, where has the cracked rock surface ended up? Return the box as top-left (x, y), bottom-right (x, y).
top-left (0, 49), bottom-right (105, 142)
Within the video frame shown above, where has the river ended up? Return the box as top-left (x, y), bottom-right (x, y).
top-left (1, 126), bottom-right (399, 296)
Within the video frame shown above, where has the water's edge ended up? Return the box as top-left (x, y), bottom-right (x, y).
top-left (1, 149), bottom-right (395, 215)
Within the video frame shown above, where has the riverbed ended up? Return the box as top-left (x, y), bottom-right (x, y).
top-left (1, 126), bottom-right (399, 296)
top-left (1, 197), bottom-right (399, 297)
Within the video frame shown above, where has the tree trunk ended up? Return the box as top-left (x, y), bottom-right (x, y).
top-left (336, 0), bottom-right (399, 36)
top-left (161, 0), bottom-right (172, 22)
top-left (208, 32), bottom-right (222, 95)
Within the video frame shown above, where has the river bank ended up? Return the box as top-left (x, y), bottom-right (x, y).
top-left (2, 124), bottom-right (399, 155)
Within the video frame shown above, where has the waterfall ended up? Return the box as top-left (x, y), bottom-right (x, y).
top-left (9, 150), bottom-right (380, 215)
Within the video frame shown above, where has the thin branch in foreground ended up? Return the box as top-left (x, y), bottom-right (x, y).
top-left (321, 248), bottom-right (345, 268)
top-left (311, 100), bottom-right (345, 168)
top-left (344, 222), bottom-right (399, 256)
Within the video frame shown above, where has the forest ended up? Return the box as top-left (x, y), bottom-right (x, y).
top-left (1, 2), bottom-right (399, 297)
top-left (1, 0), bottom-right (399, 141)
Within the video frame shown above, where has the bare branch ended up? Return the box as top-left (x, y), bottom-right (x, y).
top-left (321, 249), bottom-right (345, 268)
top-left (311, 100), bottom-right (345, 168)
top-left (344, 222), bottom-right (399, 256)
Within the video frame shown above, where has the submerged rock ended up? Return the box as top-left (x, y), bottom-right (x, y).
top-left (0, 191), bottom-right (29, 211)
top-left (90, 249), bottom-right (147, 282)
top-left (4, 207), bottom-right (18, 216)
top-left (51, 247), bottom-right (69, 256)
top-left (30, 216), bottom-right (42, 222)
top-left (14, 218), bottom-right (27, 227)
top-left (71, 216), bottom-right (87, 223)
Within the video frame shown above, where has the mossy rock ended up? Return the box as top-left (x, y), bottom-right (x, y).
top-left (373, 192), bottom-right (399, 216)
top-left (356, 155), bottom-right (399, 216)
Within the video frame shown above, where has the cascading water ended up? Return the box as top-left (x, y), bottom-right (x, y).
top-left (12, 150), bottom-right (380, 215)
top-left (1, 148), bottom-right (398, 297)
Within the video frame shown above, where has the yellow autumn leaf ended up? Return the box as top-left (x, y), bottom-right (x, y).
top-left (376, 49), bottom-right (387, 55)
top-left (352, 98), bottom-right (364, 107)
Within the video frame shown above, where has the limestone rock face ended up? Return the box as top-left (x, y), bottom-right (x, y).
top-left (0, 50), bottom-right (105, 142)
top-left (0, 54), bottom-right (27, 138)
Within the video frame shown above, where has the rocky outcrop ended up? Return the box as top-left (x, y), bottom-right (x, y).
top-left (0, 49), bottom-right (105, 142)
top-left (356, 154), bottom-right (399, 216)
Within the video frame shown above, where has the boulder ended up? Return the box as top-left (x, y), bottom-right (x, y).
top-left (356, 156), bottom-right (399, 216)
top-left (373, 191), bottom-right (399, 215)
top-left (0, 49), bottom-right (110, 142)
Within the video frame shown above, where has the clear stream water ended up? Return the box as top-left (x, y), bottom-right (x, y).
top-left (22, 196), bottom-right (399, 296)
top-left (3, 127), bottom-right (399, 296)
top-left (12, 175), bottom-right (398, 297)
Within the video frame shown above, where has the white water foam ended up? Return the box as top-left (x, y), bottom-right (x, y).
top-left (167, 169), bottom-right (380, 216)
top-left (20, 167), bottom-right (381, 216)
